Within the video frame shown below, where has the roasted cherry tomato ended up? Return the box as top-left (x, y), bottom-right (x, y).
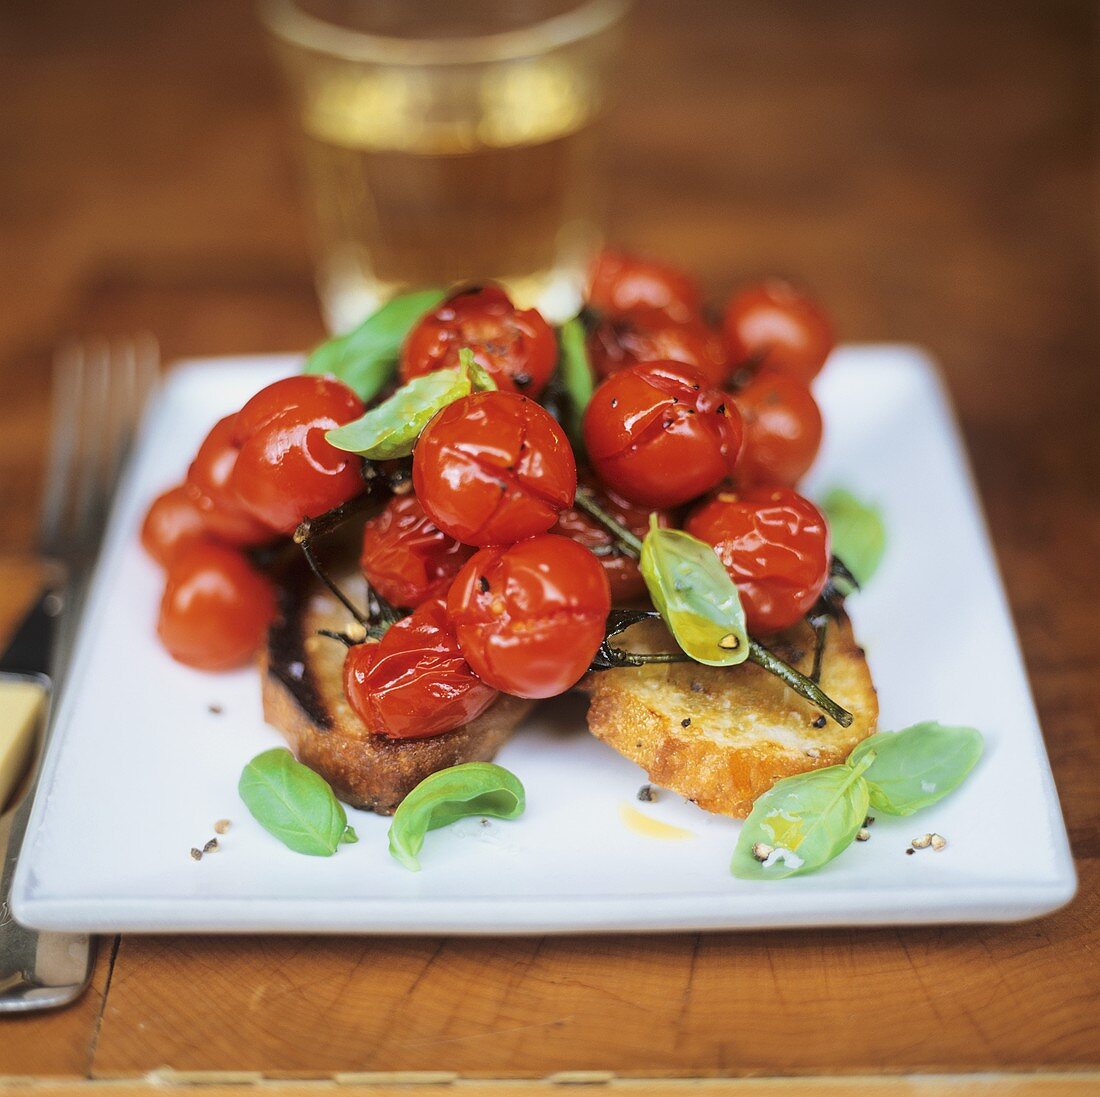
top-left (141, 484), bottom-right (208, 568)
top-left (732, 368), bottom-right (822, 487)
top-left (400, 285), bottom-right (557, 397)
top-left (447, 534), bottom-right (611, 699)
top-left (582, 361), bottom-right (743, 509)
top-left (157, 541), bottom-right (276, 671)
top-left (230, 376), bottom-right (365, 534)
top-left (587, 249), bottom-right (703, 322)
top-left (185, 415), bottom-right (275, 546)
top-left (359, 493), bottom-right (474, 609)
top-left (587, 308), bottom-right (728, 386)
top-left (342, 598), bottom-right (498, 739)
top-left (413, 390), bottom-right (576, 546)
top-left (685, 487), bottom-right (829, 634)
top-left (552, 475), bottom-right (669, 602)
top-left (723, 280), bottom-right (835, 383)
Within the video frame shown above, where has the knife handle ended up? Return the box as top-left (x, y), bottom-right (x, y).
top-left (0, 675), bottom-right (46, 812)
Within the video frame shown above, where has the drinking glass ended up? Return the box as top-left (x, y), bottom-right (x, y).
top-left (261, 0), bottom-right (630, 332)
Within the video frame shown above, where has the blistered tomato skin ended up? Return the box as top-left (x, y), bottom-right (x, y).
top-left (359, 493), bottom-right (474, 609)
top-left (447, 534), bottom-right (611, 700)
top-left (552, 475), bottom-right (669, 602)
top-left (185, 416), bottom-right (275, 547)
top-left (412, 390), bottom-right (577, 547)
top-left (582, 361), bottom-right (743, 509)
top-left (732, 368), bottom-right (823, 487)
top-left (229, 376), bottom-right (365, 534)
top-left (157, 541), bottom-right (276, 671)
top-left (342, 599), bottom-right (497, 739)
top-left (685, 487), bottom-right (829, 634)
top-left (587, 308), bottom-right (729, 386)
top-left (587, 250), bottom-right (703, 322)
top-left (723, 280), bottom-right (835, 384)
top-left (141, 484), bottom-right (208, 568)
top-left (399, 285), bottom-right (557, 397)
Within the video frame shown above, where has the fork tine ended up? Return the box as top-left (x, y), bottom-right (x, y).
top-left (38, 343), bottom-right (84, 558)
top-left (102, 339), bottom-right (137, 492)
top-left (131, 332), bottom-right (160, 445)
top-left (41, 336), bottom-right (160, 568)
top-left (134, 330), bottom-right (160, 424)
top-left (71, 339), bottom-right (113, 559)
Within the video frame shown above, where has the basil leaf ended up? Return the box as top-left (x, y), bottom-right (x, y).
top-left (239, 748), bottom-right (358, 856)
top-left (304, 288), bottom-right (447, 403)
top-left (731, 754), bottom-right (873, 880)
top-left (558, 317), bottom-right (593, 441)
top-left (821, 488), bottom-right (886, 586)
top-left (848, 722), bottom-right (983, 816)
top-left (388, 762), bottom-right (525, 871)
top-left (325, 351), bottom-right (497, 459)
top-left (640, 518), bottom-right (749, 667)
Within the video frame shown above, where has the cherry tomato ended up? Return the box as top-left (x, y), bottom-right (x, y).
top-left (732, 368), bottom-right (823, 487)
top-left (141, 484), bottom-right (207, 568)
top-left (587, 308), bottom-right (729, 386)
top-left (342, 598), bottom-right (497, 739)
top-left (157, 541), bottom-right (276, 671)
top-left (186, 416), bottom-right (275, 546)
top-left (413, 390), bottom-right (576, 546)
top-left (400, 285), bottom-right (557, 397)
top-left (447, 534), bottom-right (610, 699)
top-left (552, 475), bottom-right (669, 602)
top-left (685, 487), bottom-right (829, 634)
top-left (723, 280), bottom-right (835, 383)
top-left (359, 493), bottom-right (474, 609)
top-left (587, 250), bottom-right (702, 322)
top-left (230, 376), bottom-right (365, 534)
top-left (582, 361), bottom-right (743, 509)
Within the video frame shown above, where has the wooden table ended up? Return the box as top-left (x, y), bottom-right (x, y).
top-left (0, 1), bottom-right (1097, 1092)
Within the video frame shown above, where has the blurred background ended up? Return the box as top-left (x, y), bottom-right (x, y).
top-left (0, 0), bottom-right (1094, 580)
top-left (0, 2), bottom-right (1098, 1078)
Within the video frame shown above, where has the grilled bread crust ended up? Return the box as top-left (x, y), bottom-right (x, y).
top-left (260, 560), bottom-right (532, 815)
top-left (583, 613), bottom-right (878, 818)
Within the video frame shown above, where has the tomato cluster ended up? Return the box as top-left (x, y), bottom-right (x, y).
top-left (142, 255), bottom-right (839, 742)
top-left (144, 375), bottom-right (366, 671)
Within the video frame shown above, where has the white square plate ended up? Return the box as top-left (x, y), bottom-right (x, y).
top-left (12, 346), bottom-right (1076, 934)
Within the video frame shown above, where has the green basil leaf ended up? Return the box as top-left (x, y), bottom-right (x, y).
top-left (239, 748), bottom-right (358, 856)
top-left (848, 722), bottom-right (983, 816)
top-left (388, 762), bottom-right (525, 871)
top-left (558, 317), bottom-right (593, 441)
top-left (821, 487), bottom-right (886, 587)
top-left (304, 288), bottom-right (447, 403)
top-left (731, 754), bottom-right (873, 880)
top-left (325, 351), bottom-right (496, 459)
top-left (639, 518), bottom-right (749, 667)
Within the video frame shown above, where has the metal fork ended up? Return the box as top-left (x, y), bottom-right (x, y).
top-left (0, 336), bottom-right (159, 1011)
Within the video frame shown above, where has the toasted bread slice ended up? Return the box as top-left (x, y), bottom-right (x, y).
top-left (260, 557), bottom-right (533, 815)
top-left (584, 613), bottom-right (878, 818)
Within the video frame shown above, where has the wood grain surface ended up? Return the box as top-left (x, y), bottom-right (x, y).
top-left (0, 0), bottom-right (1097, 1085)
top-left (11, 1082), bottom-right (1100, 1097)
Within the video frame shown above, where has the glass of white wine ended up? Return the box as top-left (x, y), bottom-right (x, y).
top-left (261, 0), bottom-right (630, 333)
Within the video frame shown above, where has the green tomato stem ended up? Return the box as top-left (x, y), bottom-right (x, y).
top-left (292, 491), bottom-right (373, 544)
top-left (829, 554), bottom-right (861, 592)
top-left (807, 613), bottom-right (829, 683)
top-left (592, 620), bottom-right (854, 728)
top-left (596, 646), bottom-right (692, 668)
top-left (748, 640), bottom-right (854, 727)
top-left (293, 491), bottom-right (391, 629)
top-left (296, 533), bottom-right (369, 626)
top-left (572, 487), bottom-right (645, 557)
